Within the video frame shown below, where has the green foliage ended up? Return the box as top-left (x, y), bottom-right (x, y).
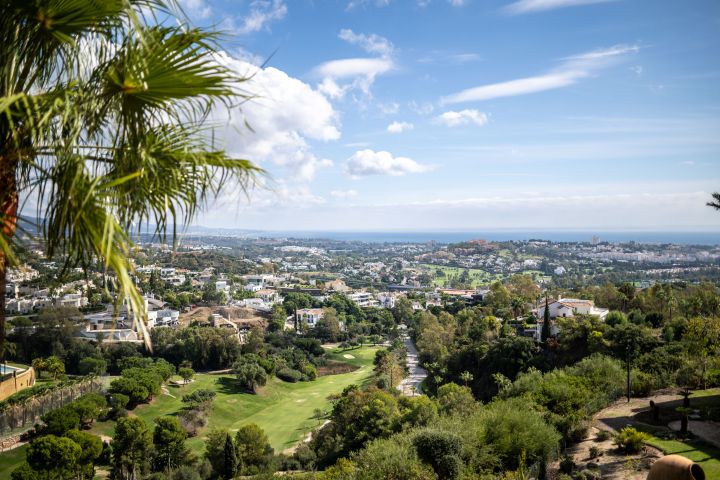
top-left (41, 407), bottom-right (80, 436)
top-left (477, 398), bottom-right (560, 470)
top-left (233, 356), bottom-right (268, 393)
top-left (235, 423), bottom-right (274, 474)
top-left (436, 383), bottom-right (477, 416)
top-left (178, 367), bottom-right (195, 383)
top-left (413, 430), bottom-right (463, 480)
top-left (112, 417), bottom-right (153, 479)
top-left (153, 416), bottom-right (190, 471)
top-left (181, 389), bottom-right (216, 410)
top-left (349, 436), bottom-right (435, 480)
top-left (276, 367), bottom-right (303, 383)
top-left (78, 357), bottom-right (107, 376)
top-left (151, 326), bottom-right (242, 370)
top-left (25, 435), bottom-right (81, 477)
top-left (614, 427), bottom-right (650, 453)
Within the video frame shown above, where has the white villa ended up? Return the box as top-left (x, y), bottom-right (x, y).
top-left (537, 297), bottom-right (609, 320)
top-left (296, 308), bottom-right (324, 328)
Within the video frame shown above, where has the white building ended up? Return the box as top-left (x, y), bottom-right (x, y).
top-left (296, 308), bottom-right (324, 327)
top-left (377, 292), bottom-right (396, 309)
top-left (347, 291), bottom-right (378, 308)
top-left (537, 297), bottom-right (609, 320)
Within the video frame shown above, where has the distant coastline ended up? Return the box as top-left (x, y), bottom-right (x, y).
top-left (199, 230), bottom-right (720, 246)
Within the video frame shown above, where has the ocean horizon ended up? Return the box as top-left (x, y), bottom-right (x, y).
top-left (246, 230), bottom-right (720, 246)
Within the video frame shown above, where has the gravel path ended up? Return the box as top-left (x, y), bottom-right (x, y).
top-left (397, 334), bottom-right (427, 397)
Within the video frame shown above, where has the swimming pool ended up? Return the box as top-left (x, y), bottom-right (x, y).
top-left (0, 364), bottom-right (20, 374)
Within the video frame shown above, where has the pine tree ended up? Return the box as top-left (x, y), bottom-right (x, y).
top-left (541, 295), bottom-right (552, 343)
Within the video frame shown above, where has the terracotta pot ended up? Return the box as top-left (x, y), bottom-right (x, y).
top-left (647, 455), bottom-right (705, 480)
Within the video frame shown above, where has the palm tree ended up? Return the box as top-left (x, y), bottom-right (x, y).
top-left (708, 192), bottom-right (720, 210)
top-left (0, 1), bottom-right (261, 356)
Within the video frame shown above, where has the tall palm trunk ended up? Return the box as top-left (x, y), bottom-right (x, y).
top-left (0, 154), bottom-right (18, 365)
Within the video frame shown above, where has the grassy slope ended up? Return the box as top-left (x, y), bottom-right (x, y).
top-left (95, 346), bottom-right (378, 454)
top-left (0, 346), bottom-right (378, 476)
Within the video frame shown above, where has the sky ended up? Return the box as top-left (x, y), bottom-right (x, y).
top-left (182, 0), bottom-right (720, 232)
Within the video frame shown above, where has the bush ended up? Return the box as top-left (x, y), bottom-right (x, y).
top-left (588, 446), bottom-right (603, 459)
top-left (413, 430), bottom-right (463, 480)
top-left (559, 455), bottom-right (575, 474)
top-left (631, 370), bottom-right (655, 397)
top-left (614, 427), bottom-right (650, 453)
top-left (276, 367), bottom-right (303, 383)
top-left (595, 430), bottom-right (611, 442)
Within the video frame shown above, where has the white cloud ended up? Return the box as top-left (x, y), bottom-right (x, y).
top-left (387, 121), bottom-right (414, 133)
top-left (180, 0), bottom-right (212, 18)
top-left (330, 189), bottom-right (359, 198)
top-left (345, 149), bottom-right (432, 177)
top-left (435, 109), bottom-right (488, 127)
top-left (448, 0), bottom-right (469, 6)
top-left (347, 0), bottom-right (391, 9)
top-left (213, 53), bottom-right (340, 182)
top-left (339, 29), bottom-right (394, 57)
top-left (441, 44), bottom-right (638, 104)
top-left (630, 65), bottom-right (643, 76)
top-left (504, 0), bottom-right (620, 15)
top-left (314, 57), bottom-right (395, 99)
top-left (237, 0), bottom-right (287, 35)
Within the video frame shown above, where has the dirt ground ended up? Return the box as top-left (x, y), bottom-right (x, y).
top-left (180, 306), bottom-right (266, 327)
top-left (549, 391), bottom-right (715, 480)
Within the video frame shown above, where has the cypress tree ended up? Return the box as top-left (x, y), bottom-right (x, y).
top-left (541, 294), bottom-right (552, 343)
top-left (222, 432), bottom-right (238, 479)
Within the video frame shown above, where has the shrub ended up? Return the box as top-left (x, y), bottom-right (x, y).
top-left (559, 455), bottom-right (575, 474)
top-left (595, 430), bottom-right (611, 441)
top-left (413, 430), bottom-right (463, 480)
top-left (631, 370), bottom-right (655, 397)
top-left (276, 367), bottom-right (303, 383)
top-left (588, 446), bottom-right (603, 459)
top-left (614, 427), bottom-right (650, 453)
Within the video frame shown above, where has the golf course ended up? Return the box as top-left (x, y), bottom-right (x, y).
top-left (0, 345), bottom-right (379, 475)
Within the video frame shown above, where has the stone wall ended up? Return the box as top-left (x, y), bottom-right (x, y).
top-left (0, 368), bottom-right (36, 402)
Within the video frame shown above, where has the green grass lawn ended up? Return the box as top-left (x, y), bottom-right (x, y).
top-left (92, 345), bottom-right (379, 455)
top-left (0, 444), bottom-right (27, 474)
top-left (645, 435), bottom-right (720, 478)
top-left (420, 263), bottom-right (501, 287)
top-left (0, 346), bottom-right (379, 476)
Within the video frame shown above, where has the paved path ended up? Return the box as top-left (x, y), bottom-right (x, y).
top-left (397, 334), bottom-right (427, 396)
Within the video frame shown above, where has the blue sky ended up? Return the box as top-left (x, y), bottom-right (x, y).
top-left (185, 0), bottom-right (720, 231)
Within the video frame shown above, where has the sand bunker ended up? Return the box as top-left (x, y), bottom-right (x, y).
top-left (343, 354), bottom-right (355, 359)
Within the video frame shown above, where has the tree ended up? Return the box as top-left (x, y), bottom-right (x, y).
top-left (0, 0), bottom-right (261, 359)
top-left (64, 430), bottom-right (103, 480)
top-left (78, 357), bottom-right (107, 376)
top-left (233, 357), bottom-right (267, 393)
top-left (153, 416), bottom-right (190, 472)
top-left (683, 317), bottom-right (720, 389)
top-left (541, 295), bottom-right (552, 343)
top-left (24, 435), bottom-right (82, 479)
top-left (235, 423), bottom-right (273, 474)
top-left (42, 407), bottom-right (80, 435)
top-left (45, 355), bottom-right (65, 379)
top-left (112, 417), bottom-right (153, 480)
top-left (178, 367), bottom-right (195, 384)
top-left (707, 192), bottom-right (720, 210)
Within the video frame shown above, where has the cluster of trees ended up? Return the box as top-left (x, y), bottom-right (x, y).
top-left (293, 383), bottom-right (558, 479)
top-left (204, 424), bottom-right (275, 478)
top-left (12, 393), bottom-right (109, 480)
top-left (109, 358), bottom-right (176, 407)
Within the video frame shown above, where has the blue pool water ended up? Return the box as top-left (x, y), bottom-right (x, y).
top-left (0, 364), bottom-right (20, 374)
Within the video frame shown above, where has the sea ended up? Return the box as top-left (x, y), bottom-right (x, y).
top-left (256, 230), bottom-right (720, 246)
